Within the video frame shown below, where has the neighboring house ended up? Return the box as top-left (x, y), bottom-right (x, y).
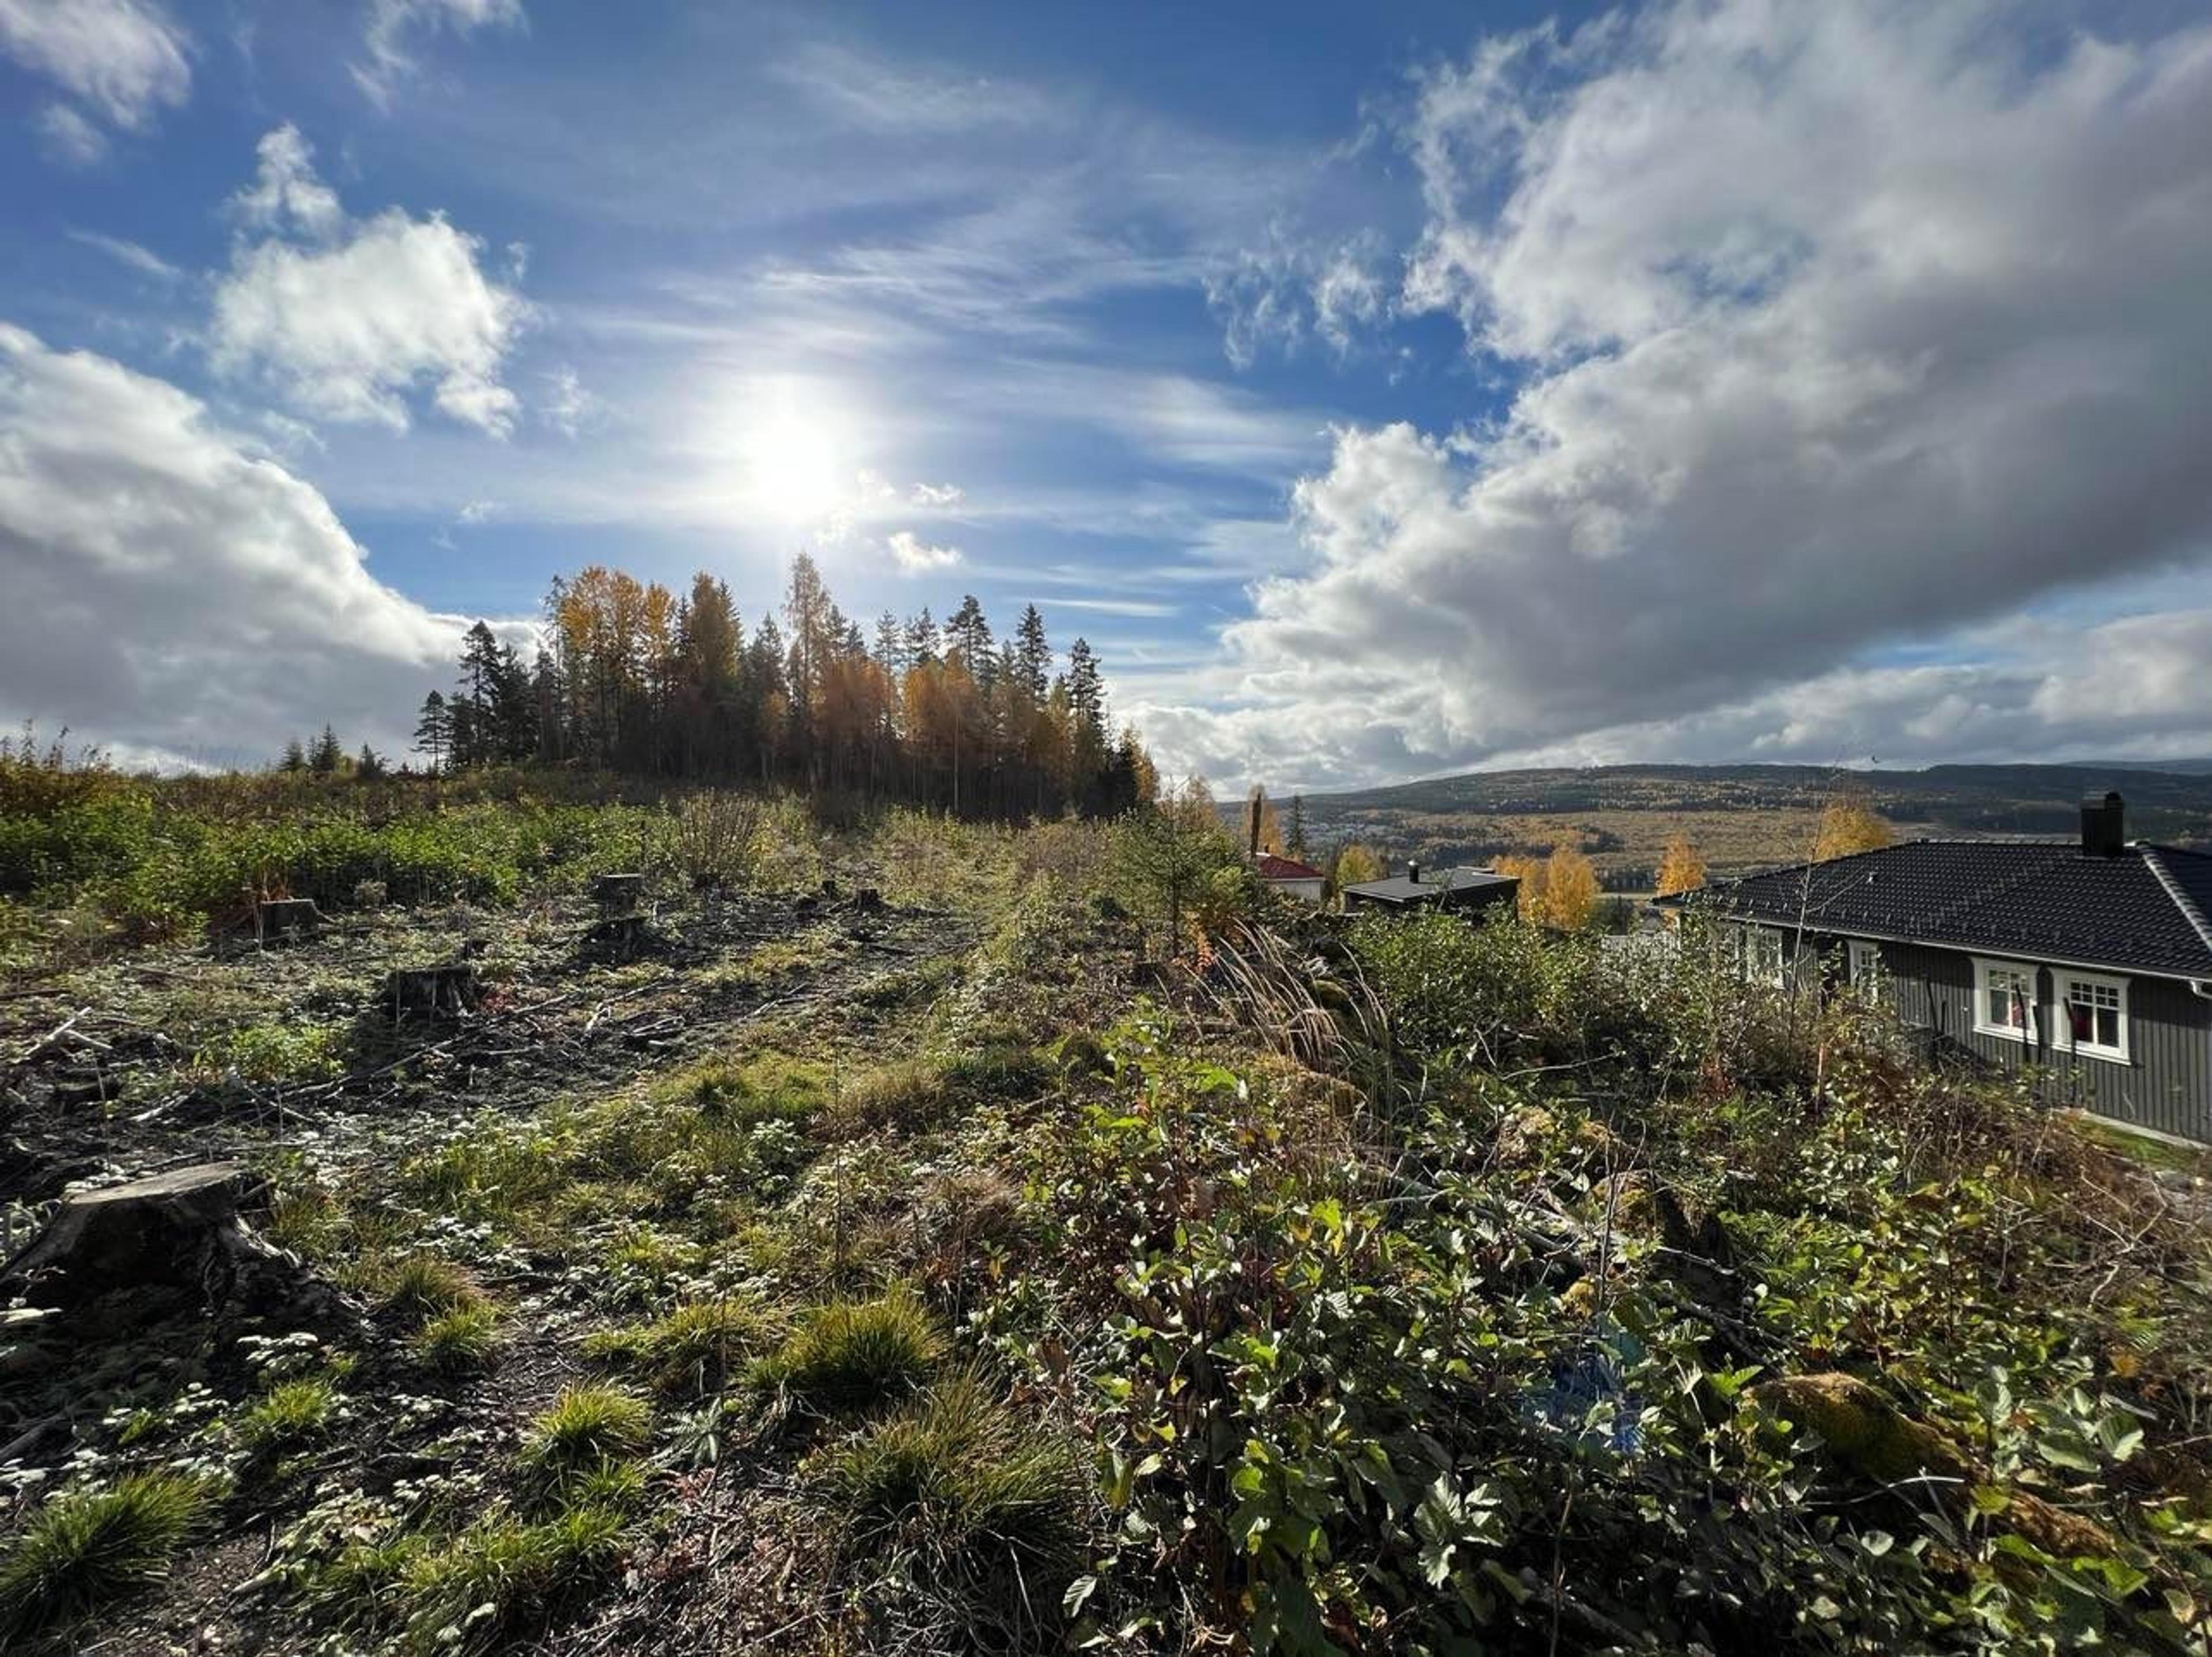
top-left (1656, 793), bottom-right (2212, 1144)
top-left (1255, 852), bottom-right (1326, 903)
top-left (1343, 860), bottom-right (1520, 917)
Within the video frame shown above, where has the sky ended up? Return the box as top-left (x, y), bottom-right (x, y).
top-left (2, 0), bottom-right (2211, 788)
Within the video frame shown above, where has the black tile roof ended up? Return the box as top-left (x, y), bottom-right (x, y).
top-left (1660, 840), bottom-right (2212, 979)
top-left (1344, 866), bottom-right (1518, 905)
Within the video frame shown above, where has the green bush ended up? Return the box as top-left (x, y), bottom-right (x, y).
top-left (0, 1472), bottom-right (218, 1639)
top-left (760, 1290), bottom-right (945, 1409)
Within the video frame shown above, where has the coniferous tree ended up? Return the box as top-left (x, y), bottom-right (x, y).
top-left (308, 725), bottom-right (344, 774)
top-left (280, 738), bottom-right (307, 773)
top-left (412, 691), bottom-right (451, 773)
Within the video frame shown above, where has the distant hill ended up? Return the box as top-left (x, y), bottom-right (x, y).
top-left (1244, 761), bottom-right (2212, 888)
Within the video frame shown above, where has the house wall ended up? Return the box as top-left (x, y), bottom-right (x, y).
top-left (1264, 877), bottom-right (1325, 903)
top-left (1807, 932), bottom-right (2212, 1143)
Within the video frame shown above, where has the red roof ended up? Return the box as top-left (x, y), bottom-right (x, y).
top-left (1256, 853), bottom-right (1324, 881)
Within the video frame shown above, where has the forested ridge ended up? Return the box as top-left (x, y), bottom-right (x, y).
top-left (399, 552), bottom-right (1156, 818)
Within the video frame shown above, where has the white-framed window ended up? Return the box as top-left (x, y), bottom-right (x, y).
top-left (1846, 939), bottom-right (1881, 993)
top-left (1741, 924), bottom-right (1786, 987)
top-left (1972, 957), bottom-right (2039, 1044)
top-left (2055, 970), bottom-right (2130, 1064)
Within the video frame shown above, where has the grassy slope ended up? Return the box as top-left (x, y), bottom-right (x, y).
top-left (0, 781), bottom-right (2208, 1654)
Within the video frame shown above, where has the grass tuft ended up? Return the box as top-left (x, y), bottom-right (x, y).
top-left (239, 1376), bottom-right (338, 1454)
top-left (815, 1369), bottom-right (1089, 1637)
top-left (582, 1298), bottom-right (782, 1397)
top-left (760, 1288), bottom-right (945, 1409)
top-left (0, 1472), bottom-right (218, 1640)
top-left (376, 1253), bottom-right (488, 1324)
top-left (393, 1503), bottom-right (627, 1655)
top-left (518, 1384), bottom-right (653, 1478)
top-left (411, 1303), bottom-right (502, 1375)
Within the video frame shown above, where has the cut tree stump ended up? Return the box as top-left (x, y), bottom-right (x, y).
top-left (383, 963), bottom-right (480, 1021)
top-left (256, 898), bottom-right (322, 942)
top-left (0, 1163), bottom-right (353, 1340)
top-left (594, 873), bottom-right (645, 916)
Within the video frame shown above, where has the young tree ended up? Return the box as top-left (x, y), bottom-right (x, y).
top-left (1655, 835), bottom-right (1707, 896)
top-left (1495, 853), bottom-right (1547, 922)
top-left (279, 737), bottom-right (307, 773)
top-left (1114, 776), bottom-right (1236, 956)
top-left (1286, 795), bottom-right (1309, 860)
top-left (412, 691), bottom-right (451, 773)
top-left (1534, 845), bottom-right (1600, 930)
top-left (1332, 842), bottom-right (1385, 889)
top-left (355, 744), bottom-right (387, 780)
top-left (1814, 794), bottom-right (1893, 861)
top-left (308, 725), bottom-right (344, 775)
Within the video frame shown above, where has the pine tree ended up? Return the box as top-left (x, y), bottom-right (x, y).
top-left (412, 691), bottom-right (451, 773)
top-left (355, 744), bottom-right (387, 780)
top-left (308, 724), bottom-right (344, 774)
top-left (279, 738), bottom-right (307, 773)
top-left (1287, 795), bottom-right (1309, 859)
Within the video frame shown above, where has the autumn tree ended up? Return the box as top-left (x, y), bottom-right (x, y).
top-left (1495, 853), bottom-right (1546, 922)
top-left (1533, 844), bottom-right (1600, 930)
top-left (1655, 835), bottom-right (1707, 897)
top-left (1814, 794), bottom-right (1894, 861)
top-left (1332, 843), bottom-right (1385, 891)
top-left (1116, 776), bottom-right (1238, 956)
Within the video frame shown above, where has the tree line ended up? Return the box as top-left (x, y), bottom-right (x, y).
top-left (400, 553), bottom-right (1156, 820)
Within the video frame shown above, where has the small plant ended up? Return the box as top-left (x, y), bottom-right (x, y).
top-left (760, 1289), bottom-right (945, 1409)
top-left (583, 1299), bottom-right (781, 1397)
top-left (0, 1471), bottom-right (218, 1640)
top-left (518, 1385), bottom-right (652, 1480)
top-left (814, 1369), bottom-right (1089, 1635)
top-left (392, 1502), bottom-right (628, 1655)
top-left (411, 1304), bottom-right (502, 1375)
top-left (240, 1376), bottom-right (338, 1454)
top-left (376, 1253), bottom-right (488, 1324)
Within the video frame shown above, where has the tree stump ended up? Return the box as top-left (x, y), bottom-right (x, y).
top-left (256, 898), bottom-right (321, 942)
top-left (594, 873), bottom-right (645, 917)
top-left (383, 963), bottom-right (480, 1021)
top-left (589, 913), bottom-right (650, 960)
top-left (1, 1165), bottom-right (358, 1357)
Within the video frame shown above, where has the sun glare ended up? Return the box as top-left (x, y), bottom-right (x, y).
top-left (743, 386), bottom-right (851, 524)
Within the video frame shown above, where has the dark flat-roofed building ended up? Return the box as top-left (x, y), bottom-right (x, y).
top-left (1656, 792), bottom-right (2212, 1143)
top-left (1343, 860), bottom-right (1520, 917)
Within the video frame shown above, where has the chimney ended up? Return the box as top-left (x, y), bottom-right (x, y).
top-left (2081, 790), bottom-right (2126, 856)
top-left (1407, 860), bottom-right (1421, 884)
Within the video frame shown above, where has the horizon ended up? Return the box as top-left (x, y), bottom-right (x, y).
top-left (6, 1), bottom-right (2212, 791)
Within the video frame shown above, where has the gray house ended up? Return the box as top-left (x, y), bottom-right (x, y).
top-left (1657, 794), bottom-right (2212, 1143)
top-left (1343, 861), bottom-right (1520, 917)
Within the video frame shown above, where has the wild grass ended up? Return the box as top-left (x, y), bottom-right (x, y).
top-left (760, 1289), bottom-right (946, 1409)
top-left (238, 1376), bottom-right (338, 1453)
top-left (584, 1298), bottom-right (783, 1397)
top-left (0, 1472), bottom-right (218, 1640)
top-left (411, 1304), bottom-right (502, 1375)
top-left (830, 1045), bottom-right (1049, 1135)
top-left (814, 1369), bottom-right (1089, 1644)
top-left (654, 1051), bottom-right (830, 1125)
top-left (374, 1253), bottom-right (488, 1324)
top-left (518, 1385), bottom-right (653, 1481)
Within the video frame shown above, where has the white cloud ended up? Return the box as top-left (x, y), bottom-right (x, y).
top-left (0, 324), bottom-right (500, 765)
top-left (35, 101), bottom-right (107, 164)
top-left (356, 0), bottom-right (525, 105)
top-left (66, 226), bottom-right (180, 279)
top-left (210, 124), bottom-right (529, 435)
top-left (910, 481), bottom-right (963, 506)
top-left (538, 365), bottom-right (597, 437)
top-left (887, 529), bottom-right (962, 573)
top-left (1166, 2), bottom-right (2212, 786)
top-left (456, 498), bottom-right (501, 524)
top-left (0, 0), bottom-right (189, 146)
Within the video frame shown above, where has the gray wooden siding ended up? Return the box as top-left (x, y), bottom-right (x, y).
top-left (1732, 923), bottom-right (2212, 1142)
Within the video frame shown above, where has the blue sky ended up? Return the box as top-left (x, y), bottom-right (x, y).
top-left (4, 1), bottom-right (2211, 786)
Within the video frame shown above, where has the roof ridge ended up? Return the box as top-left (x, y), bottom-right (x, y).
top-left (2140, 845), bottom-right (2212, 968)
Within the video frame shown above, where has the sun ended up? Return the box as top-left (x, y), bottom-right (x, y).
top-left (743, 385), bottom-right (850, 525)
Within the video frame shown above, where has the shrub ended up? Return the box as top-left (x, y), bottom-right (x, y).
top-left (760, 1290), bottom-right (945, 1409)
top-left (376, 1254), bottom-right (488, 1324)
top-left (665, 790), bottom-right (762, 891)
top-left (412, 1305), bottom-right (502, 1376)
top-left (584, 1299), bottom-right (782, 1398)
top-left (814, 1370), bottom-right (1088, 1637)
top-left (0, 1472), bottom-right (217, 1639)
top-left (518, 1385), bottom-right (652, 1478)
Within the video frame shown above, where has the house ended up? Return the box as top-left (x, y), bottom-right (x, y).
top-left (1343, 860), bottom-right (1520, 917)
top-left (1656, 793), bottom-right (2212, 1144)
top-left (1255, 852), bottom-right (1326, 903)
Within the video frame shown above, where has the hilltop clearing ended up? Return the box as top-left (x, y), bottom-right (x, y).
top-left (1, 776), bottom-right (2208, 1655)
